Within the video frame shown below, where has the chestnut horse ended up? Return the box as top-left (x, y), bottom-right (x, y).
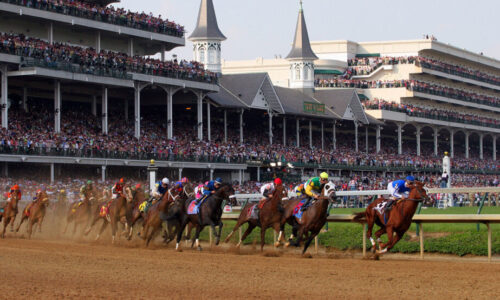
top-left (63, 188), bottom-right (96, 236)
top-left (224, 185), bottom-right (288, 251)
top-left (353, 181), bottom-right (429, 254)
top-left (277, 182), bottom-right (336, 254)
top-left (84, 186), bottom-right (133, 243)
top-left (1, 192), bottom-right (20, 238)
top-left (16, 190), bottom-right (49, 239)
top-left (174, 183), bottom-right (236, 251)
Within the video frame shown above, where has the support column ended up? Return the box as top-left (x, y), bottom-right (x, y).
top-left (397, 123), bottom-right (402, 155)
top-left (257, 167), bottom-right (261, 182)
top-left (54, 80), bottom-right (61, 133)
top-left (269, 113), bottom-right (273, 145)
top-left (450, 129), bottom-right (455, 158)
top-left (96, 31), bottom-right (101, 52)
top-left (355, 122), bottom-right (359, 152)
top-left (167, 89), bottom-right (173, 140)
top-left (223, 109), bottom-right (227, 143)
top-left (178, 168), bottom-right (183, 181)
top-left (309, 120), bottom-right (312, 149)
top-left (124, 99), bottom-right (128, 121)
top-left (416, 126), bottom-right (421, 156)
top-left (239, 170), bottom-right (243, 185)
top-left (210, 169), bottom-right (214, 181)
top-left (479, 134), bottom-right (484, 160)
top-left (239, 109), bottom-right (244, 144)
top-left (161, 44), bottom-right (166, 62)
top-left (91, 95), bottom-right (97, 116)
top-left (1, 65), bottom-right (7, 129)
top-left (296, 119), bottom-right (300, 147)
top-left (22, 87), bottom-right (28, 112)
top-left (102, 87), bottom-right (108, 135)
top-left (283, 117), bottom-right (286, 146)
top-left (376, 125), bottom-right (381, 154)
top-left (433, 127), bottom-right (438, 156)
top-left (128, 38), bottom-right (134, 56)
top-left (101, 165), bottom-right (106, 182)
top-left (465, 131), bottom-right (470, 159)
top-left (365, 126), bottom-right (369, 153)
top-left (3, 162), bottom-right (7, 177)
top-left (332, 122), bottom-right (336, 150)
top-left (207, 101), bottom-right (211, 142)
top-left (197, 92), bottom-right (203, 141)
top-left (493, 136), bottom-right (497, 161)
top-left (134, 85), bottom-right (141, 139)
top-left (321, 121), bottom-right (324, 151)
top-left (48, 22), bottom-right (54, 44)
top-left (50, 163), bottom-right (55, 184)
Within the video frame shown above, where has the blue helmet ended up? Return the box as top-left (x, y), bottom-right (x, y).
top-left (405, 176), bottom-right (415, 182)
top-left (215, 177), bottom-right (222, 184)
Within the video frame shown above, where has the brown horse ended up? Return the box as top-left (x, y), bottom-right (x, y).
top-left (1, 192), bottom-right (20, 238)
top-left (224, 185), bottom-right (288, 251)
top-left (16, 190), bottom-right (50, 239)
top-left (84, 186), bottom-right (133, 243)
top-left (62, 188), bottom-right (96, 236)
top-left (353, 181), bottom-right (429, 254)
top-left (278, 181), bottom-right (336, 254)
top-left (127, 187), bottom-right (148, 240)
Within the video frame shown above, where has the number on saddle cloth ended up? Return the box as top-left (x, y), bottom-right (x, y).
top-left (245, 204), bottom-right (259, 220)
top-left (188, 199), bottom-right (203, 215)
top-left (374, 201), bottom-right (388, 214)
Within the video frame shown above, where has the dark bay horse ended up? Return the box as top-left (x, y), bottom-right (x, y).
top-left (353, 181), bottom-right (429, 254)
top-left (84, 186), bottom-right (134, 243)
top-left (16, 190), bottom-right (49, 239)
top-left (174, 183), bottom-right (236, 251)
top-left (63, 188), bottom-right (96, 236)
top-left (224, 185), bottom-right (288, 251)
top-left (278, 182), bottom-right (336, 254)
top-left (1, 192), bottom-right (20, 238)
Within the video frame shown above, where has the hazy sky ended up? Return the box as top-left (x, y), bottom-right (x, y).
top-left (120, 0), bottom-right (500, 61)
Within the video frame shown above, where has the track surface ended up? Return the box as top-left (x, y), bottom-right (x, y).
top-left (1, 236), bottom-right (499, 299)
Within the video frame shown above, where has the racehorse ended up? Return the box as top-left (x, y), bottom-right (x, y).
top-left (174, 183), bottom-right (236, 251)
top-left (127, 186), bottom-right (148, 239)
top-left (62, 188), bottom-right (96, 236)
top-left (353, 181), bottom-right (429, 254)
top-left (224, 185), bottom-right (288, 251)
top-left (16, 190), bottom-right (50, 239)
top-left (1, 191), bottom-right (20, 238)
top-left (277, 182), bottom-right (336, 254)
top-left (84, 186), bottom-right (133, 243)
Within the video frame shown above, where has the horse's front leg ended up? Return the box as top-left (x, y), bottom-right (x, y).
top-left (378, 226), bottom-right (394, 254)
top-left (9, 215), bottom-right (16, 232)
top-left (215, 220), bottom-right (223, 246)
top-left (15, 215), bottom-right (26, 232)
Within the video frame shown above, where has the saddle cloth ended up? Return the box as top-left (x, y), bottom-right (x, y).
top-left (246, 204), bottom-right (259, 220)
top-left (293, 199), bottom-right (308, 220)
top-left (187, 200), bottom-right (201, 215)
top-left (374, 201), bottom-right (388, 214)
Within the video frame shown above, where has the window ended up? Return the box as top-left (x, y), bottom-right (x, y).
top-left (199, 48), bottom-right (205, 63)
top-left (304, 65), bottom-right (309, 80)
top-left (208, 49), bottom-right (216, 64)
top-left (295, 66), bottom-right (301, 80)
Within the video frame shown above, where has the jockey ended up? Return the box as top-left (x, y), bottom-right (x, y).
top-left (302, 172), bottom-right (329, 211)
top-left (79, 180), bottom-right (93, 202)
top-left (386, 176), bottom-right (415, 210)
top-left (294, 182), bottom-right (305, 196)
top-left (111, 178), bottom-right (125, 199)
top-left (258, 178), bottom-right (282, 208)
top-left (174, 177), bottom-right (189, 193)
top-left (7, 184), bottom-right (21, 203)
top-left (196, 177), bottom-right (222, 205)
top-left (151, 177), bottom-right (170, 202)
top-left (194, 182), bottom-right (206, 199)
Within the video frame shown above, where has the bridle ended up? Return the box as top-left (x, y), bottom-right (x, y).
top-left (183, 185), bottom-right (195, 198)
top-left (405, 185), bottom-right (429, 202)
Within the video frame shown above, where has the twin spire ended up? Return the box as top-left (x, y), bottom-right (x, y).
top-left (189, 0), bottom-right (226, 41)
top-left (286, 1), bottom-right (318, 60)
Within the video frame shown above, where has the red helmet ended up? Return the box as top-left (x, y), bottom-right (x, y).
top-left (135, 183), bottom-right (142, 189)
top-left (119, 178), bottom-right (124, 184)
top-left (274, 178), bottom-right (283, 186)
top-left (12, 185), bottom-right (19, 190)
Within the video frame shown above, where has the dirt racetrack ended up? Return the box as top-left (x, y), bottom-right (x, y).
top-left (0, 234), bottom-right (499, 300)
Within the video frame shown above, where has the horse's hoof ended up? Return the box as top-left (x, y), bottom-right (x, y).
top-left (274, 241), bottom-right (283, 248)
top-left (285, 242), bottom-right (290, 248)
top-left (197, 246), bottom-right (203, 251)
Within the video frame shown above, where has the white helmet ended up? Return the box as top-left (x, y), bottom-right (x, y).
top-left (162, 178), bottom-right (169, 185)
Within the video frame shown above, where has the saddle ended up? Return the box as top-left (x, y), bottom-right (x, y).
top-left (99, 201), bottom-right (113, 218)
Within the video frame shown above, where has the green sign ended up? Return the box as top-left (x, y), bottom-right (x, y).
top-left (303, 102), bottom-right (326, 114)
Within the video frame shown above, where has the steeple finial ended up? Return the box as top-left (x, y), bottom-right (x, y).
top-left (285, 0), bottom-right (318, 60)
top-left (300, 0), bottom-right (303, 12)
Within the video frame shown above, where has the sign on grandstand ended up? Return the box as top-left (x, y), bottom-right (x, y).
top-left (303, 102), bottom-right (325, 114)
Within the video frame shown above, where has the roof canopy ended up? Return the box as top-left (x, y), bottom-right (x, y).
top-left (189, 0), bottom-right (226, 41)
top-left (285, 6), bottom-right (318, 61)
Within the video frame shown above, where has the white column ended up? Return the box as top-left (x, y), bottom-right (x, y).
top-left (239, 170), bottom-right (243, 185)
top-left (178, 168), bottom-right (183, 181)
top-left (96, 31), bottom-right (101, 52)
top-left (50, 163), bottom-right (55, 184)
top-left (161, 44), bottom-right (166, 62)
top-left (239, 109), bottom-right (244, 144)
top-left (416, 126), bottom-right (421, 157)
top-left (134, 85), bottom-right (141, 139)
top-left (376, 125), bottom-right (381, 154)
top-left (124, 99), bottom-right (128, 121)
top-left (102, 87), bottom-right (108, 135)
top-left (397, 123), bottom-right (402, 155)
top-left (223, 109), bottom-right (227, 143)
top-left (321, 122), bottom-right (324, 151)
top-left (207, 101), bottom-right (211, 142)
top-left (355, 122), bottom-right (359, 152)
top-left (269, 113), bottom-right (273, 145)
top-left (257, 167), bottom-right (261, 182)
top-left (197, 92), bottom-right (203, 141)
top-left (54, 80), bottom-right (61, 133)
top-left (101, 166), bottom-right (106, 182)
top-left (128, 38), bottom-right (134, 56)
top-left (91, 96), bottom-right (97, 116)
top-left (283, 117), bottom-right (287, 146)
top-left (167, 89), bottom-right (173, 140)
top-left (48, 22), bottom-right (54, 44)
top-left (1, 65), bottom-right (7, 129)
top-left (309, 120), bottom-right (313, 149)
top-left (332, 122), bottom-right (337, 150)
top-left (465, 132), bottom-right (470, 159)
top-left (450, 129), bottom-right (455, 158)
top-left (479, 134), bottom-right (484, 160)
top-left (365, 126), bottom-right (369, 153)
top-left (210, 169), bottom-right (214, 181)
top-left (433, 127), bottom-right (438, 156)
top-left (296, 119), bottom-right (300, 147)
top-left (493, 136), bottom-right (497, 161)
top-left (22, 87), bottom-right (28, 112)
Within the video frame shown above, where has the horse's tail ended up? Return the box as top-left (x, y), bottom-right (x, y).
top-left (352, 211), bottom-right (366, 223)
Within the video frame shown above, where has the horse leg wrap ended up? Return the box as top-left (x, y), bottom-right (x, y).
top-left (196, 239), bottom-right (200, 248)
top-left (176, 242), bottom-right (179, 250)
top-left (370, 237), bottom-right (376, 246)
top-left (277, 231), bottom-right (283, 242)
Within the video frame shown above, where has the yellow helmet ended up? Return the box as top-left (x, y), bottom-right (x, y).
top-left (60, 189), bottom-right (65, 193)
top-left (320, 172), bottom-right (329, 180)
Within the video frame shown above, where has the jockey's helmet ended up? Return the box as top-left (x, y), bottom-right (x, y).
top-left (181, 177), bottom-right (189, 183)
top-left (162, 178), bottom-right (169, 185)
top-left (215, 177), bottom-right (222, 184)
top-left (12, 184), bottom-right (19, 190)
top-left (120, 178), bottom-right (124, 184)
top-left (135, 183), bottom-right (142, 189)
top-left (320, 172), bottom-right (329, 180)
top-left (274, 178), bottom-right (283, 186)
top-left (405, 176), bottom-right (415, 183)
top-left (60, 189), bottom-right (65, 193)
top-left (87, 180), bottom-right (93, 185)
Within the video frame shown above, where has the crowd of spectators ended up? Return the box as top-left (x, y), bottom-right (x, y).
top-left (2, 0), bottom-right (184, 37)
top-left (0, 33), bottom-right (217, 83)
top-left (363, 98), bottom-right (500, 128)
top-left (344, 56), bottom-right (417, 78)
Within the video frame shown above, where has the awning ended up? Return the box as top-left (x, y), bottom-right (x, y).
top-left (315, 69), bottom-right (343, 75)
top-left (357, 93), bottom-right (369, 100)
top-left (355, 53), bottom-right (380, 58)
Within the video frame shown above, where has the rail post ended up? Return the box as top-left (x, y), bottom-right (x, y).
top-left (487, 223), bottom-right (492, 262)
top-left (314, 236), bottom-right (318, 254)
top-left (415, 202), bottom-right (423, 236)
top-left (476, 193), bottom-right (488, 232)
top-left (419, 222), bottom-right (424, 259)
top-left (362, 223), bottom-right (367, 258)
top-left (209, 227), bottom-right (213, 246)
top-left (325, 203), bottom-right (333, 231)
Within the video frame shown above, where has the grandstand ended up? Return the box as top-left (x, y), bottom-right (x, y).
top-left (0, 0), bottom-right (497, 188)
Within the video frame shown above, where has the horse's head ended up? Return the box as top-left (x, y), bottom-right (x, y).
top-left (322, 181), bottom-right (336, 201)
top-left (217, 183), bottom-right (237, 206)
top-left (408, 181), bottom-right (429, 202)
top-left (273, 185), bottom-right (289, 201)
top-left (124, 186), bottom-right (134, 203)
top-left (37, 190), bottom-right (49, 206)
top-left (133, 186), bottom-right (145, 203)
top-left (182, 182), bottom-right (196, 200)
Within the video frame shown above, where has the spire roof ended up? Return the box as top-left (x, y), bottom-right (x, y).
top-left (189, 0), bottom-right (226, 41)
top-left (285, 3), bottom-right (318, 60)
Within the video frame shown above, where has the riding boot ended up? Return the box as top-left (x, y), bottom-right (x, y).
top-left (301, 198), bottom-right (311, 212)
top-left (385, 199), bottom-right (395, 211)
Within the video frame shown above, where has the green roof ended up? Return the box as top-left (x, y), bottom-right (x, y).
top-left (315, 69), bottom-right (343, 75)
top-left (355, 53), bottom-right (380, 58)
